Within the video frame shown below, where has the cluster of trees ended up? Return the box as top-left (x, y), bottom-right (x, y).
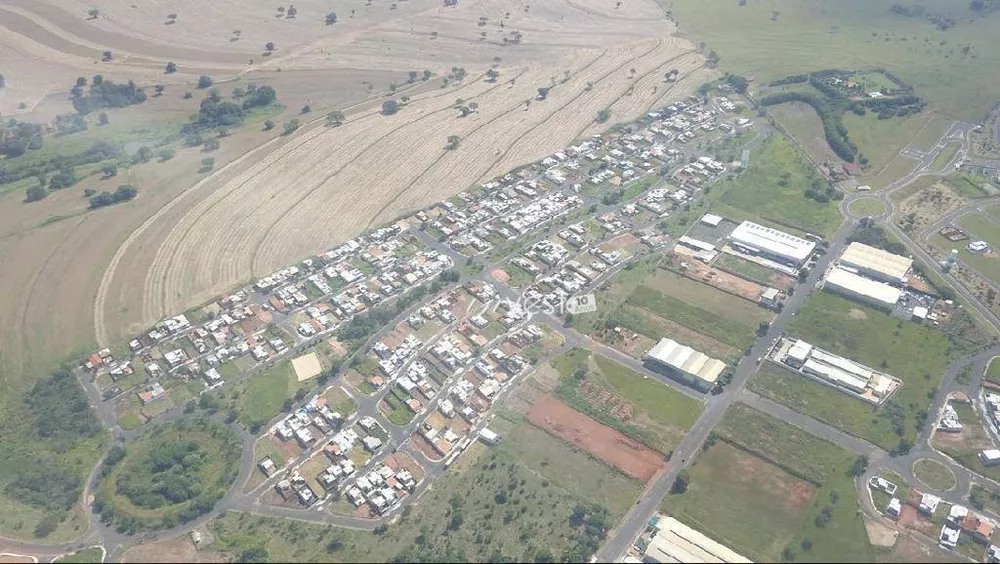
top-left (848, 225), bottom-right (907, 256)
top-left (4, 369), bottom-right (102, 530)
top-left (0, 119), bottom-right (43, 158)
top-left (563, 504), bottom-right (612, 562)
top-left (862, 94), bottom-right (926, 119)
top-left (88, 184), bottom-right (137, 209)
top-left (182, 85), bottom-right (277, 133)
top-left (803, 178), bottom-right (842, 203)
top-left (53, 114), bottom-right (89, 135)
top-left (115, 440), bottom-right (206, 509)
top-left (382, 99), bottom-right (400, 115)
top-left (595, 108), bottom-right (611, 123)
top-left (71, 75), bottom-right (147, 114)
top-left (19, 140), bottom-right (118, 201)
top-left (760, 90), bottom-right (858, 162)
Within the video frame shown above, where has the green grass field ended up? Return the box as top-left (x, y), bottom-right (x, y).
top-left (848, 197), bottom-right (887, 217)
top-left (987, 357), bottom-right (1000, 385)
top-left (713, 253), bottom-right (783, 286)
top-left (229, 361), bottom-right (311, 430)
top-left (759, 291), bottom-right (978, 448)
top-left (54, 547), bottom-right (104, 563)
top-left (970, 484), bottom-right (1000, 518)
top-left (931, 141), bottom-right (962, 172)
top-left (663, 0), bottom-right (1000, 121)
top-left (912, 459), bottom-right (957, 491)
top-left (664, 406), bottom-right (872, 562)
top-left (550, 350), bottom-right (703, 453)
top-left (627, 286), bottom-right (755, 350)
top-left (930, 212), bottom-right (1000, 284)
top-left (843, 111), bottom-right (932, 173)
top-left (705, 135), bottom-right (844, 237)
top-left (95, 418), bottom-right (241, 532)
top-left (210, 414), bottom-right (641, 562)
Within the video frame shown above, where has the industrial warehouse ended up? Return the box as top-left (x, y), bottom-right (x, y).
top-left (821, 242), bottom-right (913, 311)
top-left (643, 338), bottom-right (727, 392)
top-left (726, 220), bottom-right (816, 268)
top-left (627, 515), bottom-right (753, 563)
top-left (769, 337), bottom-right (902, 404)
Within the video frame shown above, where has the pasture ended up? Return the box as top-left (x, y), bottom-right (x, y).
top-left (664, 404), bottom-right (872, 562)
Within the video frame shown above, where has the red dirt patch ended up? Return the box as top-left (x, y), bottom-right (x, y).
top-left (490, 269), bottom-right (511, 283)
top-left (526, 395), bottom-right (666, 482)
top-left (681, 258), bottom-right (769, 302)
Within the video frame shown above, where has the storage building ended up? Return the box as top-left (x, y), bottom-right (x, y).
top-left (823, 267), bottom-right (902, 310)
top-left (642, 516), bottom-right (752, 563)
top-left (727, 221), bottom-right (815, 267)
top-left (838, 242), bottom-right (912, 285)
top-left (644, 338), bottom-right (726, 391)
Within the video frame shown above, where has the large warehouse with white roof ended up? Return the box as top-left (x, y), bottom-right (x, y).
top-left (644, 338), bottom-right (726, 391)
top-left (838, 242), bottom-right (912, 285)
top-left (727, 221), bottom-right (816, 267)
top-left (822, 267), bottom-right (902, 310)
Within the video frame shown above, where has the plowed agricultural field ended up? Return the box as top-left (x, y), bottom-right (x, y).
top-left (91, 0), bottom-right (707, 342)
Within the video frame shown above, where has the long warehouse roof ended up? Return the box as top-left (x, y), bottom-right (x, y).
top-left (646, 339), bottom-right (726, 384)
top-left (728, 221), bottom-right (816, 262)
top-left (824, 267), bottom-right (902, 306)
top-left (644, 517), bottom-right (753, 563)
top-left (802, 358), bottom-right (869, 393)
top-left (839, 242), bottom-right (912, 282)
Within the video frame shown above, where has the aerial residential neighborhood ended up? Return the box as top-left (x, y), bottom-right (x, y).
top-left (8, 1), bottom-right (1000, 563)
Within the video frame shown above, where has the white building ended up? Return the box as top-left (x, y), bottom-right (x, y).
top-left (838, 242), bottom-right (912, 285)
top-left (823, 267), bottom-right (902, 310)
top-left (727, 221), bottom-right (816, 267)
top-left (644, 338), bottom-right (726, 391)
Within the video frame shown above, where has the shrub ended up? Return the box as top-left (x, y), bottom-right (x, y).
top-left (197, 75), bottom-right (213, 89)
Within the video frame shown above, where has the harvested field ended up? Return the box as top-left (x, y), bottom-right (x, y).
top-left (525, 394), bottom-right (666, 482)
top-left (88, 0), bottom-right (707, 335)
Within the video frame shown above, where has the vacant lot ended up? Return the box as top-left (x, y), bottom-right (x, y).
top-left (713, 252), bottom-right (797, 290)
top-left (912, 459), bottom-right (956, 491)
top-left (526, 394), bottom-right (666, 482)
top-left (665, 405), bottom-right (872, 562)
top-left (549, 349), bottom-right (703, 454)
top-left (781, 291), bottom-right (977, 448)
top-left (705, 134), bottom-right (844, 237)
top-left (227, 360), bottom-right (312, 430)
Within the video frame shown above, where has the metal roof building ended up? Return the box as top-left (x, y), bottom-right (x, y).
top-left (644, 339), bottom-right (726, 390)
top-left (823, 267), bottom-right (902, 310)
top-left (643, 516), bottom-right (753, 563)
top-left (727, 221), bottom-right (816, 266)
top-left (838, 242), bottom-right (912, 285)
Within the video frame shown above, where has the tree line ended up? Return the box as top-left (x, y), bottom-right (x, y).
top-left (760, 90), bottom-right (859, 162)
top-left (71, 75), bottom-right (147, 115)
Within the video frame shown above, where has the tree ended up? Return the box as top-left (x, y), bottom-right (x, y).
top-left (382, 100), bottom-right (399, 115)
top-left (848, 455), bottom-right (869, 477)
top-left (132, 146), bottom-right (153, 164)
top-left (536, 87), bottom-right (550, 100)
top-left (101, 50), bottom-right (114, 62)
top-left (325, 12), bottom-right (338, 24)
top-left (422, 69), bottom-right (432, 81)
top-left (326, 110), bottom-right (345, 126)
top-left (76, 76), bottom-right (87, 88)
top-left (445, 134), bottom-right (461, 150)
top-left (201, 157), bottom-right (215, 167)
top-left (24, 185), bottom-right (47, 203)
top-left (101, 164), bottom-right (117, 177)
top-left (158, 148), bottom-right (176, 161)
top-left (671, 469), bottom-right (691, 494)
top-left (98, 112), bottom-right (109, 125)
top-left (167, 13), bottom-right (178, 21)
top-left (88, 8), bottom-right (100, 19)
top-left (265, 42), bottom-right (276, 54)
top-left (0, 73), bottom-right (5, 89)
top-left (165, 61), bottom-right (177, 74)
top-left (282, 118), bottom-right (300, 135)
top-left (595, 108), bottom-right (611, 123)
top-left (203, 138), bottom-right (220, 151)
top-left (408, 70), bottom-right (418, 83)
top-left (154, 84), bottom-right (165, 96)
top-left (263, 119), bottom-right (275, 131)
top-left (197, 75), bottom-right (213, 89)
top-left (300, 104), bottom-right (311, 114)
top-left (286, 5), bottom-right (297, 18)
top-left (486, 69), bottom-right (500, 82)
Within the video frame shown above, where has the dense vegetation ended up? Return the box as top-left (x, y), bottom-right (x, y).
top-left (71, 75), bottom-right (147, 115)
top-left (183, 85), bottom-right (278, 133)
top-left (0, 119), bottom-right (43, 157)
top-left (94, 418), bottom-right (240, 534)
top-left (3, 370), bottom-right (104, 536)
top-left (88, 184), bottom-right (138, 209)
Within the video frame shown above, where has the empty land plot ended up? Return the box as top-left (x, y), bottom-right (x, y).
top-left (662, 441), bottom-right (817, 562)
top-left (714, 253), bottom-right (796, 289)
top-left (767, 101), bottom-right (842, 164)
top-left (549, 349), bottom-right (703, 453)
top-left (644, 268), bottom-right (770, 326)
top-left (784, 291), bottom-right (975, 447)
top-left (707, 404), bottom-right (874, 562)
top-left (119, 17), bottom-right (706, 328)
top-left (930, 214), bottom-right (1000, 285)
top-left (526, 394), bottom-right (667, 482)
top-left (229, 360), bottom-right (311, 430)
top-left (705, 134), bottom-right (844, 238)
top-left (627, 285), bottom-right (755, 350)
top-left (931, 141), bottom-right (962, 172)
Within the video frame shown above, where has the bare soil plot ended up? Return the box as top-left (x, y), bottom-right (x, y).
top-left (525, 394), bottom-right (666, 482)
top-left (894, 178), bottom-right (969, 234)
top-left (680, 258), bottom-right (770, 303)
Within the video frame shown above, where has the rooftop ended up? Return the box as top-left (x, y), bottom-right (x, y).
top-left (728, 221), bottom-right (815, 263)
top-left (839, 242), bottom-right (912, 283)
top-left (823, 267), bottom-right (902, 306)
